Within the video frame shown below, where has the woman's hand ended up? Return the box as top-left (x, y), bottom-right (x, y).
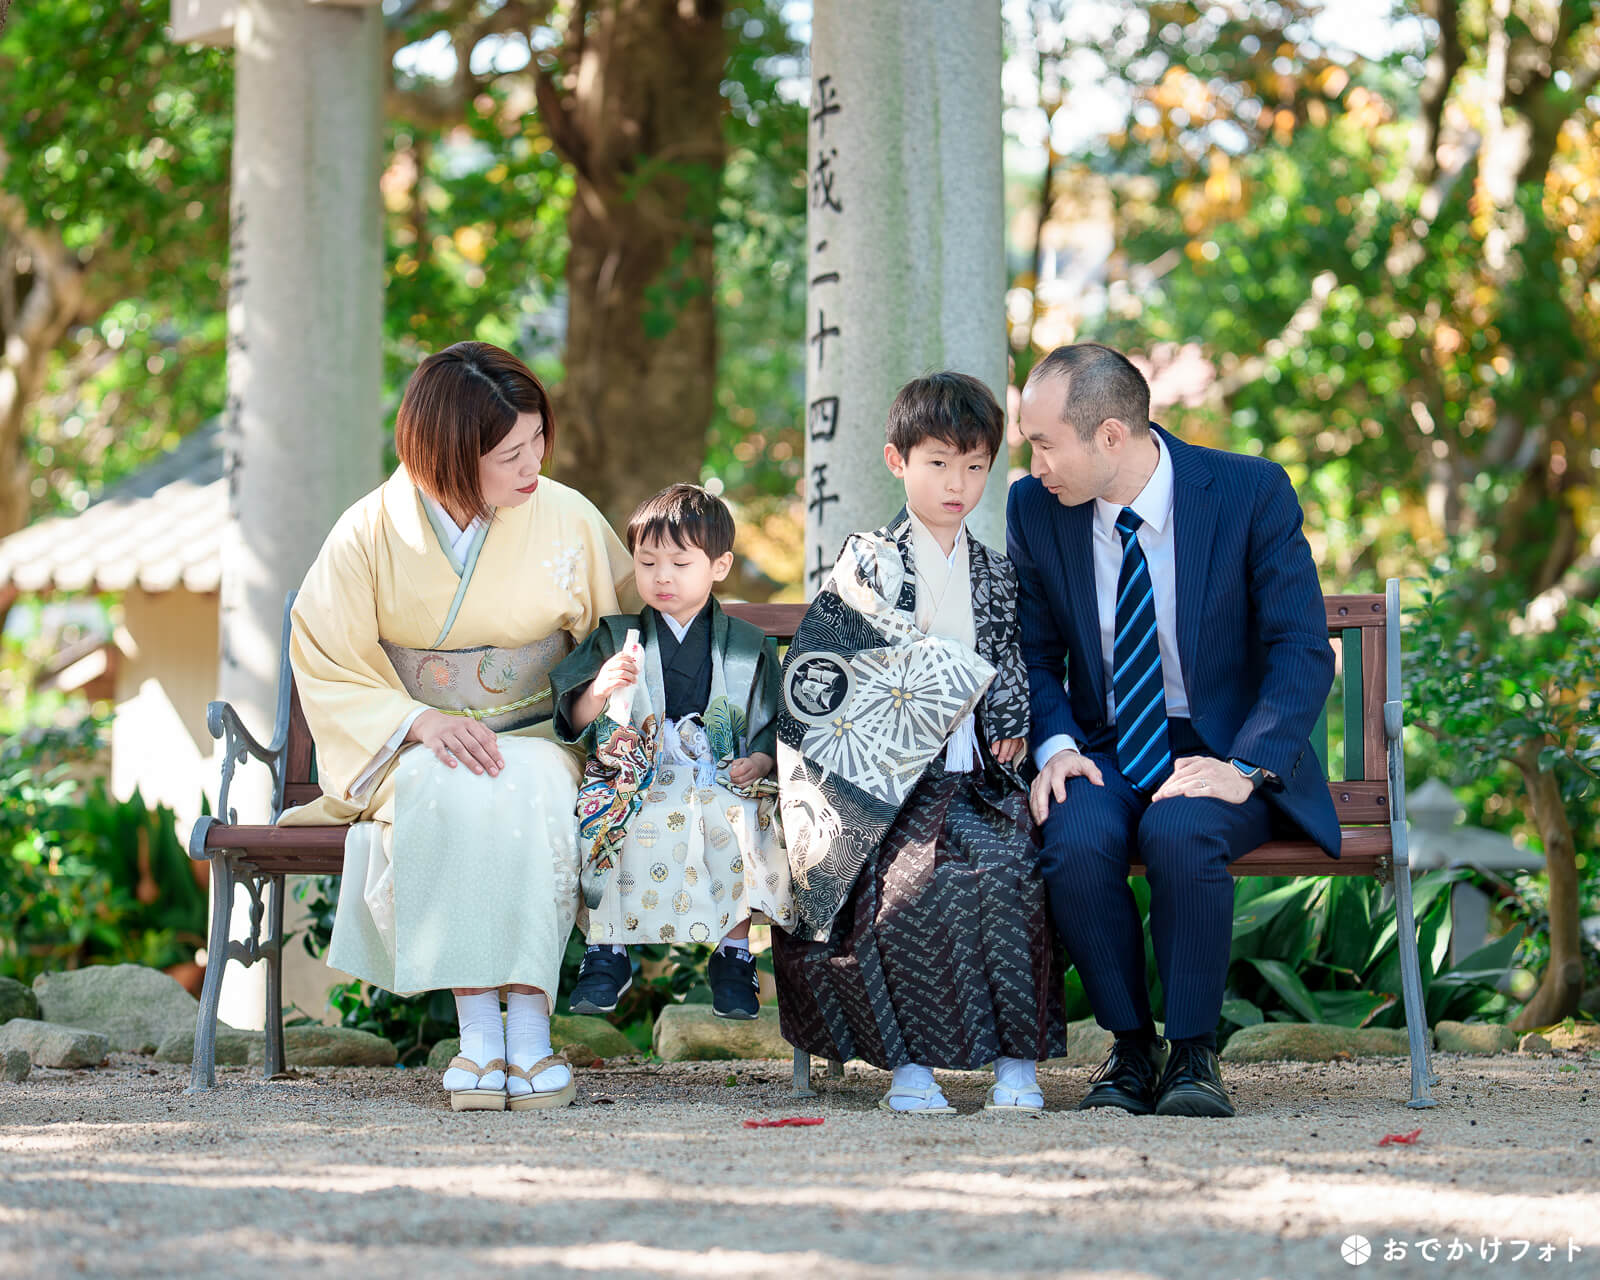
top-left (406, 709), bottom-right (504, 777)
top-left (728, 751), bottom-right (775, 786)
top-left (990, 737), bottom-right (1025, 766)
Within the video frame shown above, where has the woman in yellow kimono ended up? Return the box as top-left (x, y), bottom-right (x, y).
top-left (278, 342), bottom-right (633, 1112)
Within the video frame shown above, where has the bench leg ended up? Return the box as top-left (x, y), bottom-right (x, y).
top-left (262, 874), bottom-right (286, 1078)
top-left (186, 857), bottom-right (234, 1094)
top-left (827, 1058), bottom-right (843, 1079)
top-left (791, 1047), bottom-right (816, 1098)
top-left (1392, 864), bottom-right (1438, 1109)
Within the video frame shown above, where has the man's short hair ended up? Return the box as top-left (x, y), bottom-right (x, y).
top-left (1026, 343), bottom-right (1151, 442)
top-left (885, 371), bottom-right (1006, 462)
top-left (626, 483), bottom-right (736, 560)
top-left (394, 341), bottom-right (556, 523)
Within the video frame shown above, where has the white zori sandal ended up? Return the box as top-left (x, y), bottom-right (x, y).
top-left (447, 1056), bottom-right (508, 1112)
top-left (878, 1083), bottom-right (956, 1116)
top-left (983, 1082), bottom-right (1045, 1116)
top-left (506, 1054), bottom-right (577, 1111)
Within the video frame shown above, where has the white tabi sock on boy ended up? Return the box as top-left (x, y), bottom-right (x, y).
top-left (505, 990), bottom-right (571, 1096)
top-left (886, 1062), bottom-right (951, 1112)
top-left (992, 1055), bottom-right (1044, 1109)
top-left (442, 990), bottom-right (506, 1092)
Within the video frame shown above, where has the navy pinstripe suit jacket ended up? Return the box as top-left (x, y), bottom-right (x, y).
top-left (1006, 425), bottom-right (1341, 856)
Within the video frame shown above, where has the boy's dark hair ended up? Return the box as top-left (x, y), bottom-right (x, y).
top-left (1025, 342), bottom-right (1151, 442)
top-left (626, 483), bottom-right (736, 559)
top-left (885, 371), bottom-right (1006, 462)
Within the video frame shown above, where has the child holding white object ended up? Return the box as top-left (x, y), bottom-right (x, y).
top-left (550, 484), bottom-right (797, 1018)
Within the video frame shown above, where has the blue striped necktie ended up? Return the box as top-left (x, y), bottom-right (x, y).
top-left (1113, 508), bottom-right (1172, 791)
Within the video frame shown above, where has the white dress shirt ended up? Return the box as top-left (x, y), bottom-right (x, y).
top-left (1034, 434), bottom-right (1191, 770)
top-left (350, 492), bottom-right (488, 798)
top-left (907, 512), bottom-right (981, 773)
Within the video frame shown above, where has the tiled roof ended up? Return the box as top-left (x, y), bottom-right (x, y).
top-left (0, 423), bottom-right (223, 594)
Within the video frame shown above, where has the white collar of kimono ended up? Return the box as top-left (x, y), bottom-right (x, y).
top-left (661, 610), bottom-right (695, 642)
top-left (420, 489), bottom-right (486, 563)
top-left (1093, 432), bottom-right (1172, 539)
top-left (906, 508), bottom-right (967, 568)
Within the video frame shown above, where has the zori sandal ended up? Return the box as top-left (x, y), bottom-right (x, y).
top-left (878, 1083), bottom-right (956, 1116)
top-left (446, 1056), bottom-right (508, 1112)
top-left (506, 1054), bottom-right (577, 1111)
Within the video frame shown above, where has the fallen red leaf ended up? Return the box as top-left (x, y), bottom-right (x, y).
top-left (1377, 1128), bottom-right (1423, 1146)
top-left (742, 1116), bottom-right (825, 1129)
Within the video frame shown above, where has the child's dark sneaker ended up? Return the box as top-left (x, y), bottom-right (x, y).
top-left (568, 946), bottom-right (631, 1015)
top-left (708, 946), bottom-right (760, 1020)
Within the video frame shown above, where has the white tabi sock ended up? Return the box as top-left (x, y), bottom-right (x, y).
top-left (442, 991), bottom-right (505, 1092)
top-left (505, 990), bottom-right (570, 1096)
top-left (993, 1056), bottom-right (1043, 1106)
top-left (888, 1062), bottom-right (949, 1112)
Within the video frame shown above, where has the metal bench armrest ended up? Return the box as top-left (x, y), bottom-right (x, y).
top-left (189, 699), bottom-right (290, 861)
top-left (190, 595), bottom-right (298, 860)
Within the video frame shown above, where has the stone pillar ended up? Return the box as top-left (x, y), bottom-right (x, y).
top-left (207, 0), bottom-right (385, 1029)
top-left (803, 1), bottom-right (1008, 592)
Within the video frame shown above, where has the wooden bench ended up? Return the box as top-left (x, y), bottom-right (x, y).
top-left (187, 580), bottom-right (1436, 1107)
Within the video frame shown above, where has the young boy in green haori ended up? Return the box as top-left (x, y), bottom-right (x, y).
top-left (551, 484), bottom-right (797, 1019)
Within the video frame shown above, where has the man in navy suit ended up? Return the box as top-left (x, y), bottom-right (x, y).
top-left (1007, 343), bottom-right (1337, 1117)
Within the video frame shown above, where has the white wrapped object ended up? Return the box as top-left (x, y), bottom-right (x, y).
top-left (606, 628), bottom-right (645, 723)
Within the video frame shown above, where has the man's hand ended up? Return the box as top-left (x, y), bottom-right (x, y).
top-left (406, 709), bottom-right (503, 777)
top-left (1150, 756), bottom-right (1252, 804)
top-left (990, 737), bottom-right (1025, 765)
top-left (1028, 748), bottom-right (1104, 824)
top-left (728, 751), bottom-right (775, 786)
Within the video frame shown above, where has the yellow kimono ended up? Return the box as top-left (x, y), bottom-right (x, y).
top-left (280, 467), bottom-right (634, 1000)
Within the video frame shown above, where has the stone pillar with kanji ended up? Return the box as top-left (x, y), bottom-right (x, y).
top-left (803, 1), bottom-right (1008, 593)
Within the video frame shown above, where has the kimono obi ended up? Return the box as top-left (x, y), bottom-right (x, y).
top-left (379, 633), bottom-right (573, 733)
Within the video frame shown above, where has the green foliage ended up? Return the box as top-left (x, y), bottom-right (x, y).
top-left (1408, 583), bottom-right (1600, 797)
top-left (1058, 872), bottom-right (1517, 1037)
top-left (0, 0), bottom-right (233, 520)
top-left (0, 717), bottom-right (204, 982)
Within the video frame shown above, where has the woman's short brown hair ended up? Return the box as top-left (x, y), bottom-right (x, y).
top-left (394, 341), bottom-right (556, 522)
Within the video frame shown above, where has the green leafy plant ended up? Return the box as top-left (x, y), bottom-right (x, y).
top-left (1058, 871), bottom-right (1518, 1040)
top-left (0, 716), bottom-right (203, 982)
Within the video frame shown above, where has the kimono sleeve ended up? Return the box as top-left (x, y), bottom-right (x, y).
top-left (747, 636), bottom-right (782, 758)
top-left (564, 497), bottom-right (638, 642)
top-left (550, 620), bottom-right (624, 750)
top-left (288, 509), bottom-right (427, 805)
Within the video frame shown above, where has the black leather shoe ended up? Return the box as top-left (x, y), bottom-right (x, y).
top-left (707, 947), bottom-right (760, 1020)
top-left (568, 946), bottom-right (632, 1015)
top-left (1154, 1041), bottom-right (1235, 1117)
top-left (1078, 1036), bottom-right (1165, 1114)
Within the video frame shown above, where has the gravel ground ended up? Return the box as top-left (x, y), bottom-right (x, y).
top-left (1, 1051), bottom-right (1596, 1279)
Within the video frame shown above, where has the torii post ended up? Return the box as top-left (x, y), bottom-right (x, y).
top-left (802, 1), bottom-right (1009, 590)
top-left (172, 0), bottom-right (384, 1032)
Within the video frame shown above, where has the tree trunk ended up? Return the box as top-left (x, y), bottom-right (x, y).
top-left (0, 200), bottom-right (87, 543)
top-left (1512, 737), bottom-right (1585, 1029)
top-left (536, 0), bottom-right (726, 528)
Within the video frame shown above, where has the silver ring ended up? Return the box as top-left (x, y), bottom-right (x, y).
top-left (1196, 781), bottom-right (1210, 789)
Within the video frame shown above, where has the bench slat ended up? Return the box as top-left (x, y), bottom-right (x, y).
top-left (207, 822), bottom-right (1389, 878)
top-left (1362, 625), bottom-right (1387, 783)
top-left (1324, 594), bottom-right (1385, 629)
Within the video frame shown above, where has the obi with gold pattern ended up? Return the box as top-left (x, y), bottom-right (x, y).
top-left (379, 633), bottom-right (573, 733)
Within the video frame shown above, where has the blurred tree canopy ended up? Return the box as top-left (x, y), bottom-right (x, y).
top-left (0, 0), bottom-right (806, 552)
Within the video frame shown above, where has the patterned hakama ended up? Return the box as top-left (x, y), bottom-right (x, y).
top-left (772, 760), bottom-right (1066, 1071)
